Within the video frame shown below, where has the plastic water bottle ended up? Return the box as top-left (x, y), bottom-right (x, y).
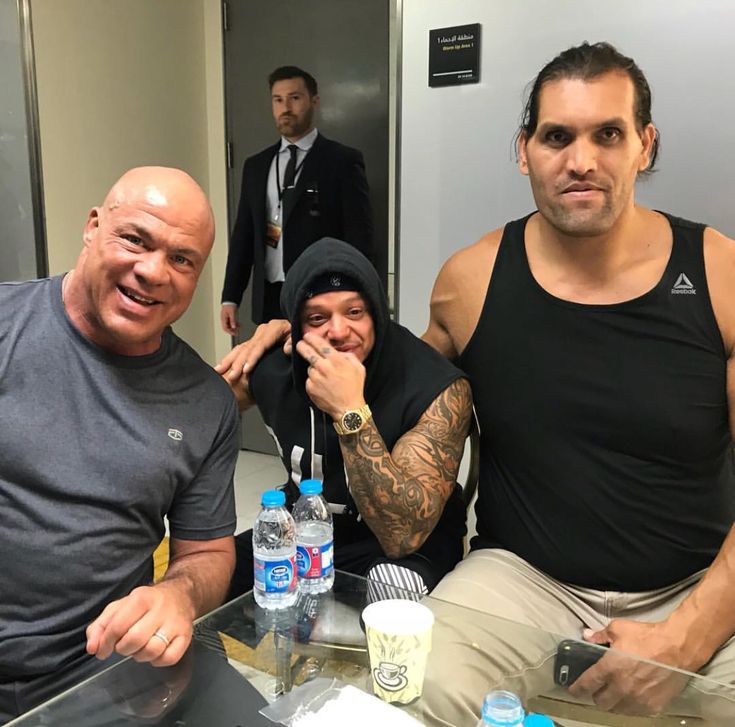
top-left (476, 690), bottom-right (553, 726)
top-left (253, 489), bottom-right (298, 609)
top-left (292, 479), bottom-right (334, 594)
top-left (476, 690), bottom-right (525, 726)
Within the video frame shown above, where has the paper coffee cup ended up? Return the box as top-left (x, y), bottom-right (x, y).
top-left (361, 599), bottom-right (434, 704)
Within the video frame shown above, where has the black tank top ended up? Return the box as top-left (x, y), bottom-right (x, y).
top-left (460, 213), bottom-right (735, 590)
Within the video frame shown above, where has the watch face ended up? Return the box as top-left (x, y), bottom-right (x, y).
top-left (342, 411), bottom-right (364, 432)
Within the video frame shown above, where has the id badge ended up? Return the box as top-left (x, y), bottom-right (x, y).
top-left (266, 221), bottom-right (282, 248)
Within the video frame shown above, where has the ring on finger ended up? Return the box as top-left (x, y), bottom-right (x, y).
top-left (152, 630), bottom-right (171, 648)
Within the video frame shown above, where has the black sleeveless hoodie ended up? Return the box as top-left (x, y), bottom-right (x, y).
top-left (250, 238), bottom-right (467, 554)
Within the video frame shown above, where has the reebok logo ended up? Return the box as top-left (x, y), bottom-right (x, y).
top-left (167, 428), bottom-right (183, 441)
top-left (671, 273), bottom-right (696, 295)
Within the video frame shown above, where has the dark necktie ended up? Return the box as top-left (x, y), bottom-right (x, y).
top-left (282, 144), bottom-right (299, 194)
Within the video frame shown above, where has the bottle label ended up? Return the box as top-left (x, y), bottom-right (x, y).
top-left (296, 540), bottom-right (334, 579)
top-left (254, 554), bottom-right (297, 594)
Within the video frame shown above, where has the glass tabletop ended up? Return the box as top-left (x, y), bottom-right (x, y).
top-left (8, 570), bottom-right (735, 726)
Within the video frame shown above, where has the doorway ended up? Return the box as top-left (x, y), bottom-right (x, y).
top-left (222, 0), bottom-right (391, 453)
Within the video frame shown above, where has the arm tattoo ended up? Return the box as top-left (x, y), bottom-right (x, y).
top-left (339, 377), bottom-right (472, 558)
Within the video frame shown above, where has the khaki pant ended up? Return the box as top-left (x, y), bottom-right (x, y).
top-left (420, 549), bottom-right (735, 727)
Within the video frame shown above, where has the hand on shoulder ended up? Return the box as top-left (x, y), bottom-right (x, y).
top-left (215, 319), bottom-right (292, 383)
top-left (215, 319), bottom-right (292, 411)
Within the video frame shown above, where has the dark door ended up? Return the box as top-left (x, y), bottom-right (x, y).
top-left (222, 0), bottom-right (390, 453)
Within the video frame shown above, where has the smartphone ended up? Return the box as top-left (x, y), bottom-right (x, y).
top-left (553, 639), bottom-right (608, 687)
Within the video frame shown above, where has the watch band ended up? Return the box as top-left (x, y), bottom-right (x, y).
top-left (333, 404), bottom-right (373, 435)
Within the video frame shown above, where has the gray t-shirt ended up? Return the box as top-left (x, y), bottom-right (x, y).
top-left (0, 275), bottom-right (239, 677)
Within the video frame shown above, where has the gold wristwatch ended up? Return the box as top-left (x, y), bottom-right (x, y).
top-left (333, 404), bottom-right (373, 435)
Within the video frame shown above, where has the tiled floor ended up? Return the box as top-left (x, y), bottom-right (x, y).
top-left (233, 449), bottom-right (287, 534)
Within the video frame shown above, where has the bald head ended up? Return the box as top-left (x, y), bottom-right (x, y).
top-left (63, 166), bottom-right (217, 356)
top-left (103, 166), bottom-right (215, 252)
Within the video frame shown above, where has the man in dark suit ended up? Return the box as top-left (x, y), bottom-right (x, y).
top-left (220, 66), bottom-right (373, 331)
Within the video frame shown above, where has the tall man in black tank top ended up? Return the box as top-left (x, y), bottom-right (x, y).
top-left (421, 43), bottom-right (735, 724)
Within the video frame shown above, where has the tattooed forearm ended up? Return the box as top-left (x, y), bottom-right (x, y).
top-left (339, 377), bottom-right (472, 558)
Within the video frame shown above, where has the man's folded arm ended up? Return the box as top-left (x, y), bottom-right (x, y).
top-left (339, 377), bottom-right (472, 559)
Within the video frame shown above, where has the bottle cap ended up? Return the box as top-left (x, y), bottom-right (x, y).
top-left (299, 479), bottom-right (323, 495)
top-left (480, 690), bottom-right (524, 726)
top-left (261, 489), bottom-right (286, 507)
top-left (523, 715), bottom-right (554, 727)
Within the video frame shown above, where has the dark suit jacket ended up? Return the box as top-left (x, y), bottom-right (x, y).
top-left (221, 133), bottom-right (373, 323)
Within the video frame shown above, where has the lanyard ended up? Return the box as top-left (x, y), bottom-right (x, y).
top-left (276, 148), bottom-right (307, 201)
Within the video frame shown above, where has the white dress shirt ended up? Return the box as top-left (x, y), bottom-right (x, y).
top-left (264, 127), bottom-right (319, 283)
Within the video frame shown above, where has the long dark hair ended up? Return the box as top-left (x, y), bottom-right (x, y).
top-left (517, 42), bottom-right (659, 173)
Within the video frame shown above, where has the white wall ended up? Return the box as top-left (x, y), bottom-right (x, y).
top-left (31, 0), bottom-right (229, 364)
top-left (202, 0), bottom-right (231, 366)
top-left (399, 0), bottom-right (735, 334)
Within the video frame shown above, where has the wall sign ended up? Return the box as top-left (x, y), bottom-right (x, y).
top-left (428, 23), bottom-right (481, 87)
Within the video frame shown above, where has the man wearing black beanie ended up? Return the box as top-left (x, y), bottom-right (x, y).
top-left (220, 238), bottom-right (472, 599)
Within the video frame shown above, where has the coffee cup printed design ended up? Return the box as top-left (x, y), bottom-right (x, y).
top-left (373, 661), bottom-right (408, 691)
top-left (362, 599), bottom-right (434, 704)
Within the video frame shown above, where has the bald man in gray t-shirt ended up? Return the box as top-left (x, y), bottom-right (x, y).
top-left (0, 168), bottom-right (239, 722)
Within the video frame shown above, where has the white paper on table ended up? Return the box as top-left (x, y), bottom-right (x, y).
top-left (291, 684), bottom-right (423, 727)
